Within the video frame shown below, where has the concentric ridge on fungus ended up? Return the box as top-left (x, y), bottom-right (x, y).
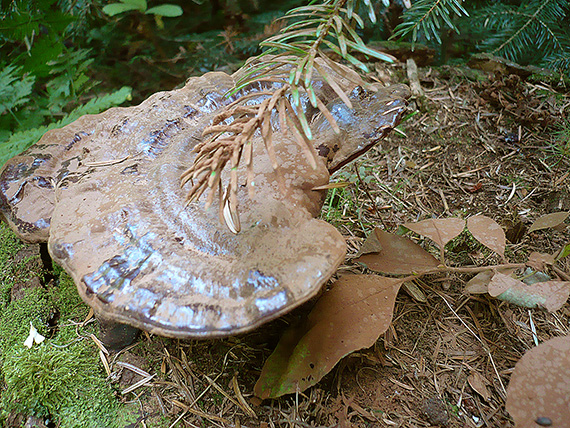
top-left (0, 63), bottom-right (409, 341)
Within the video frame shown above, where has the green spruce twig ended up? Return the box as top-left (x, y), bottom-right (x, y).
top-left (182, 0), bottom-right (395, 232)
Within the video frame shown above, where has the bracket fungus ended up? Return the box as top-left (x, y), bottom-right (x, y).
top-left (0, 62), bottom-right (409, 347)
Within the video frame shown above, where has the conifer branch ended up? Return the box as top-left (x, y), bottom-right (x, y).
top-left (181, 0), bottom-right (395, 233)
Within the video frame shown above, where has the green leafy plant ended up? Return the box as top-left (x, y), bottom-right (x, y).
top-left (102, 0), bottom-right (183, 18)
top-left (0, 86), bottom-right (132, 168)
top-left (0, 1), bottom-right (134, 168)
top-left (472, 0), bottom-right (570, 68)
top-left (0, 224), bottom-right (133, 427)
top-left (0, 66), bottom-right (35, 119)
top-left (552, 119), bottom-right (570, 158)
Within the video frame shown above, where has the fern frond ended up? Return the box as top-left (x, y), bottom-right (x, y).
top-left (0, 87), bottom-right (132, 168)
top-left (0, 65), bottom-right (36, 115)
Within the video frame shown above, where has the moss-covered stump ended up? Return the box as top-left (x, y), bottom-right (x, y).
top-left (0, 223), bottom-right (134, 428)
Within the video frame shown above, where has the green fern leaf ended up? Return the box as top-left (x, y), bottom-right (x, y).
top-left (0, 65), bottom-right (36, 115)
top-left (0, 87), bottom-right (132, 168)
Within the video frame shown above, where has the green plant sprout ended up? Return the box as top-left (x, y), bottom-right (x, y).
top-left (103, 0), bottom-right (182, 17)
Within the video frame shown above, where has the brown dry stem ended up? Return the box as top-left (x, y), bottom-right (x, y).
top-left (180, 74), bottom-right (338, 232)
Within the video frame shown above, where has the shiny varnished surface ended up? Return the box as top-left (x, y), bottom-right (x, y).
top-left (0, 66), bottom-right (409, 338)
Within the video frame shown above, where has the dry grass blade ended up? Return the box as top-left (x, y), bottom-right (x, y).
top-left (311, 181), bottom-right (350, 190)
top-left (116, 361), bottom-right (151, 378)
top-left (99, 350), bottom-right (111, 377)
top-left (203, 374), bottom-right (242, 410)
top-left (90, 333), bottom-right (109, 355)
top-left (171, 399), bottom-right (230, 424)
top-left (81, 307), bottom-right (94, 327)
top-left (231, 375), bottom-right (257, 418)
top-left (121, 374), bottom-right (156, 395)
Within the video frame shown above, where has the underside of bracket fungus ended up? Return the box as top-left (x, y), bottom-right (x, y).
top-left (0, 61), bottom-right (409, 340)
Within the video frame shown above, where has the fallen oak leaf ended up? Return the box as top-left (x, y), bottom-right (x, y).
top-left (527, 252), bottom-right (555, 271)
top-left (467, 215), bottom-right (506, 259)
top-left (528, 211), bottom-right (570, 233)
top-left (354, 228), bottom-right (439, 275)
top-left (403, 218), bottom-right (466, 251)
top-left (354, 226), bottom-right (383, 257)
top-left (467, 371), bottom-right (491, 402)
top-left (254, 274), bottom-right (403, 399)
top-left (464, 268), bottom-right (515, 294)
top-left (506, 335), bottom-right (570, 428)
top-left (488, 272), bottom-right (570, 312)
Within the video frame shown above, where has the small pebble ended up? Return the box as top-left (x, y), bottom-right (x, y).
top-left (422, 397), bottom-right (449, 426)
top-left (535, 416), bottom-right (552, 426)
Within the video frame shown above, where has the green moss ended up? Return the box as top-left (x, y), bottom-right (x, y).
top-left (2, 343), bottom-right (132, 428)
top-left (0, 224), bottom-right (135, 427)
top-left (0, 223), bottom-right (41, 309)
top-left (0, 286), bottom-right (55, 359)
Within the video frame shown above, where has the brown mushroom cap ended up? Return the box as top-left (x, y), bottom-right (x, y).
top-left (0, 66), bottom-right (409, 338)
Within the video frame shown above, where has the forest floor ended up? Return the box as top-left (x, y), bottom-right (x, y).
top-left (3, 60), bottom-right (570, 428)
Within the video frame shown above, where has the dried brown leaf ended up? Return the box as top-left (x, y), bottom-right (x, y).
top-left (488, 272), bottom-right (570, 312)
top-left (354, 228), bottom-right (440, 275)
top-left (354, 227), bottom-right (383, 257)
top-left (254, 274), bottom-right (402, 399)
top-left (403, 218), bottom-right (466, 250)
top-left (467, 371), bottom-right (491, 401)
top-left (506, 335), bottom-right (570, 427)
top-left (465, 269), bottom-right (515, 294)
top-left (467, 215), bottom-right (506, 258)
top-left (527, 252), bottom-right (556, 271)
top-left (528, 211), bottom-right (570, 233)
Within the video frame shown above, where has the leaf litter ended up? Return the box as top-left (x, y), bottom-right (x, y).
top-left (254, 274), bottom-right (403, 399)
top-left (467, 215), bottom-right (506, 259)
top-left (488, 272), bottom-right (570, 312)
top-left (353, 227), bottom-right (440, 274)
top-left (506, 335), bottom-right (570, 427)
top-left (403, 217), bottom-right (466, 250)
